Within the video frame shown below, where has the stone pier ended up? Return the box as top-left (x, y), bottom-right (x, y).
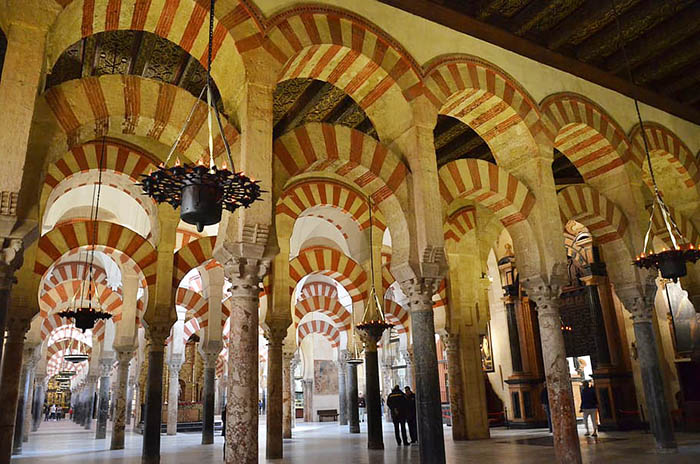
top-left (0, 317), bottom-right (30, 462)
top-left (166, 355), bottom-right (184, 436)
top-left (96, 358), bottom-right (113, 439)
top-left (302, 380), bottom-right (313, 422)
top-left (201, 352), bottom-right (217, 445)
top-left (282, 351), bottom-right (295, 438)
top-left (265, 323), bottom-right (287, 459)
top-left (443, 333), bottom-right (467, 440)
top-left (337, 350), bottom-right (348, 426)
top-left (31, 375), bottom-right (46, 432)
top-left (360, 336), bottom-right (384, 450)
top-left (12, 350), bottom-right (31, 455)
top-left (142, 326), bottom-right (169, 464)
top-left (111, 350), bottom-right (133, 450)
top-left (347, 361), bottom-right (361, 434)
top-left (84, 375), bottom-right (97, 430)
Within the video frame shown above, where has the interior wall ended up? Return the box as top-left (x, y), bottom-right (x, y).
top-left (486, 250), bottom-right (511, 408)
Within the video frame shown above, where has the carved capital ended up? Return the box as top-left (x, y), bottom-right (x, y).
top-left (0, 191), bottom-right (19, 217)
top-left (201, 352), bottom-right (218, 369)
top-left (401, 348), bottom-right (414, 365)
top-left (99, 358), bottom-right (114, 378)
top-left (338, 349), bottom-right (350, 365)
top-left (6, 315), bottom-right (30, 341)
top-left (283, 350), bottom-right (296, 364)
top-left (522, 266), bottom-right (568, 317)
top-left (0, 238), bottom-right (23, 288)
top-left (441, 333), bottom-right (460, 353)
top-left (615, 276), bottom-right (657, 323)
top-left (115, 350), bottom-right (134, 367)
top-left (144, 323), bottom-right (172, 350)
top-left (264, 320), bottom-right (289, 347)
top-left (223, 256), bottom-right (268, 300)
top-left (399, 277), bottom-right (439, 312)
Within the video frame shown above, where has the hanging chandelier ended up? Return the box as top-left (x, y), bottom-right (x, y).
top-left (607, 0), bottom-right (700, 282)
top-left (138, 0), bottom-right (263, 232)
top-left (356, 196), bottom-right (393, 339)
top-left (63, 326), bottom-right (90, 363)
top-left (58, 136), bottom-right (112, 331)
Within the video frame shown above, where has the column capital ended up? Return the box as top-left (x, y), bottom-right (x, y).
top-left (144, 323), bottom-right (172, 350)
top-left (283, 350), bottom-right (296, 364)
top-left (615, 277), bottom-right (657, 324)
top-left (201, 351), bottom-right (218, 369)
top-left (338, 349), bottom-right (350, 365)
top-left (6, 315), bottom-right (30, 341)
top-left (0, 238), bottom-right (24, 287)
top-left (522, 270), bottom-right (567, 316)
top-left (115, 350), bottom-right (134, 365)
top-left (264, 319), bottom-right (290, 347)
top-left (399, 277), bottom-right (440, 313)
top-left (98, 358), bottom-right (114, 378)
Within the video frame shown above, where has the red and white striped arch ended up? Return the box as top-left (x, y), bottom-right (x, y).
top-left (424, 55), bottom-right (548, 148)
top-left (432, 279), bottom-right (447, 311)
top-left (173, 236), bottom-right (219, 288)
top-left (289, 246), bottom-right (368, 303)
top-left (41, 262), bottom-right (108, 295)
top-left (650, 206), bottom-right (700, 248)
top-left (277, 179), bottom-right (386, 232)
top-left (294, 296), bottom-right (351, 331)
top-left (439, 159), bottom-right (535, 227)
top-left (557, 185), bottom-right (629, 246)
top-left (47, 353), bottom-right (89, 379)
top-left (541, 93), bottom-right (635, 181)
top-left (444, 206), bottom-right (477, 244)
top-left (47, 338), bottom-right (92, 361)
top-left (383, 299), bottom-right (409, 334)
top-left (263, 6), bottom-right (421, 140)
top-left (296, 319), bottom-right (340, 349)
top-left (43, 75), bottom-right (239, 161)
top-left (300, 281), bottom-right (338, 300)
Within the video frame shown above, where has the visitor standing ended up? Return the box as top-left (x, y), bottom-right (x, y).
top-left (404, 386), bottom-right (417, 443)
top-left (580, 381), bottom-right (599, 437)
top-left (387, 385), bottom-right (409, 446)
top-left (50, 404), bottom-right (56, 421)
top-left (541, 383), bottom-right (552, 433)
top-left (358, 393), bottom-right (366, 423)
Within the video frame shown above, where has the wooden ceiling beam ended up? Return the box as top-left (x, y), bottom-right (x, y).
top-left (475, 0), bottom-right (508, 21)
top-left (662, 64), bottom-right (700, 96)
top-left (546, 0), bottom-right (639, 51)
top-left (634, 33), bottom-right (700, 85)
top-left (273, 80), bottom-right (326, 137)
top-left (377, 0), bottom-right (700, 125)
top-left (605, 4), bottom-right (700, 74)
top-left (675, 82), bottom-right (700, 105)
top-left (575, 0), bottom-right (693, 63)
top-left (510, 0), bottom-right (580, 37)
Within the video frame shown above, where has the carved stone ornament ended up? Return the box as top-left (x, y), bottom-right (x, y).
top-left (264, 321), bottom-right (289, 346)
top-left (0, 238), bottom-right (24, 286)
top-left (521, 263), bottom-right (569, 316)
top-left (399, 277), bottom-right (440, 312)
top-left (614, 274), bottom-right (658, 324)
top-left (99, 359), bottom-right (114, 377)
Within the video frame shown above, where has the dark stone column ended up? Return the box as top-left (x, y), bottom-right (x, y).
top-left (362, 345), bottom-right (384, 449)
top-left (32, 374), bottom-right (46, 431)
top-left (443, 333), bottom-right (467, 441)
top-left (111, 350), bottom-right (133, 450)
top-left (347, 361), bottom-right (360, 433)
top-left (264, 323), bottom-right (287, 459)
top-left (282, 351), bottom-right (294, 438)
top-left (617, 282), bottom-right (676, 450)
top-left (96, 359), bottom-right (113, 439)
top-left (585, 284), bottom-right (612, 366)
top-left (12, 353), bottom-right (30, 455)
top-left (142, 327), bottom-right (168, 464)
top-left (505, 300), bottom-right (524, 372)
top-left (126, 377), bottom-right (135, 426)
top-left (84, 376), bottom-right (97, 430)
top-left (201, 352), bottom-right (217, 445)
top-left (0, 317), bottom-right (29, 463)
top-left (525, 277), bottom-right (582, 464)
top-left (338, 350), bottom-right (348, 426)
top-left (403, 279), bottom-right (446, 464)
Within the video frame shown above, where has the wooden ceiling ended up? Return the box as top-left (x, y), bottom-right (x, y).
top-left (45, 30), bottom-right (222, 108)
top-left (379, 0), bottom-right (700, 124)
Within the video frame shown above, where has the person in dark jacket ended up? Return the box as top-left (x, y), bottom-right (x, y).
top-left (404, 386), bottom-right (417, 443)
top-left (540, 383), bottom-right (552, 433)
top-left (580, 381), bottom-right (598, 437)
top-left (387, 385), bottom-right (409, 445)
top-left (221, 403), bottom-right (226, 436)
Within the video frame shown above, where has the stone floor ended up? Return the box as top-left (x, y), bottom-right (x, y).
top-left (13, 418), bottom-right (700, 463)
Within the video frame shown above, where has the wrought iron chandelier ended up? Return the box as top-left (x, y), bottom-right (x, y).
top-left (356, 196), bottom-right (393, 339)
top-left (63, 326), bottom-right (89, 363)
top-left (138, 0), bottom-right (263, 232)
top-left (608, 0), bottom-right (700, 282)
top-left (58, 136), bottom-right (112, 331)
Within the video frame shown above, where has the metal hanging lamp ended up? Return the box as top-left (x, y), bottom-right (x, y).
top-left (608, 0), bottom-right (700, 282)
top-left (356, 196), bottom-right (393, 339)
top-left (63, 326), bottom-right (89, 363)
top-left (138, 0), bottom-right (263, 232)
top-left (58, 136), bottom-right (113, 331)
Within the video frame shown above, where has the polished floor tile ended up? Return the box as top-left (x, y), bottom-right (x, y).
top-left (14, 418), bottom-right (700, 463)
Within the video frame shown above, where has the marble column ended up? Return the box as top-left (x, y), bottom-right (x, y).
top-left (525, 278), bottom-right (582, 464)
top-left (347, 361), bottom-right (361, 433)
top-left (337, 350), bottom-right (349, 426)
top-left (291, 356), bottom-right (300, 430)
top-left (401, 348), bottom-right (415, 389)
top-left (201, 352), bottom-right (217, 445)
top-left (22, 364), bottom-right (36, 443)
top-left (359, 333), bottom-right (384, 450)
top-left (223, 258), bottom-right (265, 464)
top-left (32, 375), bottom-right (46, 432)
top-left (84, 375), bottom-right (98, 430)
top-left (404, 279), bottom-right (446, 464)
top-left (264, 324), bottom-right (287, 459)
top-left (617, 283), bottom-right (676, 450)
top-left (166, 356), bottom-right (183, 436)
top-left (282, 351), bottom-right (295, 438)
top-left (125, 378), bottom-right (135, 426)
top-left (302, 380), bottom-right (313, 422)
top-left (96, 359), bottom-right (113, 439)
top-left (12, 352), bottom-right (31, 455)
top-left (443, 333), bottom-right (467, 441)
top-left (142, 327), bottom-right (169, 464)
top-left (111, 350), bottom-right (133, 450)
top-left (0, 317), bottom-right (29, 462)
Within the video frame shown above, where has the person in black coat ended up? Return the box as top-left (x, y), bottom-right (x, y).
top-left (580, 381), bottom-right (598, 437)
top-left (404, 386), bottom-right (417, 443)
top-left (387, 385), bottom-right (409, 445)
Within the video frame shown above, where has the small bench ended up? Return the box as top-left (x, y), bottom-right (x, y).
top-left (317, 409), bottom-right (339, 422)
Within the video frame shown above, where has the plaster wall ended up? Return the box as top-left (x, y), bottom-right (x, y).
top-left (486, 250), bottom-right (512, 408)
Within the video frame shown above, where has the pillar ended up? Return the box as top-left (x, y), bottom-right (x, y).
top-left (302, 380), bottom-right (313, 422)
top-left (443, 333), bottom-right (467, 440)
top-left (403, 279), bottom-right (446, 464)
top-left (12, 351), bottom-right (30, 455)
top-left (617, 283), bottom-right (676, 450)
top-left (525, 278), bottom-right (582, 464)
top-left (264, 323), bottom-right (287, 459)
top-left (201, 352), bottom-right (217, 445)
top-left (32, 375), bottom-right (46, 432)
top-left (111, 350), bottom-right (133, 450)
top-left (359, 331), bottom-right (385, 450)
top-left (337, 350), bottom-right (348, 426)
top-left (22, 359), bottom-right (36, 443)
top-left (291, 356), bottom-right (300, 430)
top-left (401, 348), bottom-right (415, 389)
top-left (126, 377), bottom-right (135, 426)
top-left (166, 355), bottom-right (183, 436)
top-left (96, 358), bottom-right (113, 439)
top-left (84, 375), bottom-right (97, 430)
top-left (223, 258), bottom-right (265, 464)
top-left (282, 351), bottom-right (294, 438)
top-left (142, 326), bottom-right (169, 464)
top-left (347, 361), bottom-right (361, 433)
top-left (0, 316), bottom-right (29, 463)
